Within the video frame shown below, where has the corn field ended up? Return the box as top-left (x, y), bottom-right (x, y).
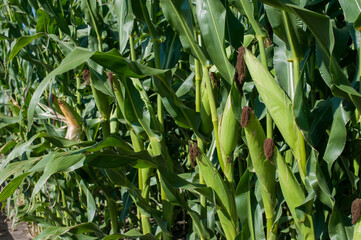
top-left (1, 0), bottom-right (361, 239)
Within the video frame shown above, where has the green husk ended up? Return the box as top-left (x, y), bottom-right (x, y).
top-left (219, 94), bottom-right (239, 157)
top-left (241, 106), bottom-right (276, 238)
top-left (242, 47), bottom-right (307, 181)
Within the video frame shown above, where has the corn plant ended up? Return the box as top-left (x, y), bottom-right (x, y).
top-left (1, 0), bottom-right (361, 239)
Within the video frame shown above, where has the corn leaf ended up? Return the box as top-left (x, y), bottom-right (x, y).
top-left (160, 0), bottom-right (208, 66)
top-left (114, 0), bottom-right (134, 54)
top-left (196, 0), bottom-right (235, 84)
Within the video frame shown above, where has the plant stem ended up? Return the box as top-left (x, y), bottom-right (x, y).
top-left (86, 0), bottom-right (102, 52)
top-left (257, 36), bottom-right (273, 140)
top-left (293, 57), bottom-right (307, 182)
top-left (131, 131), bottom-right (152, 234)
top-left (61, 187), bottom-right (69, 226)
top-left (107, 198), bottom-right (118, 233)
top-left (202, 66), bottom-right (225, 174)
top-left (129, 35), bottom-right (136, 62)
top-left (138, 0), bottom-right (164, 133)
top-left (309, 48), bottom-right (316, 107)
top-left (195, 57), bottom-right (206, 240)
top-left (282, 10), bottom-right (307, 184)
top-left (138, 3), bottom-right (172, 238)
top-left (195, 60), bottom-right (201, 113)
top-left (76, 75), bottom-right (82, 115)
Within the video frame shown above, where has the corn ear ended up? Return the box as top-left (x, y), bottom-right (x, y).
top-left (58, 99), bottom-right (82, 141)
top-left (219, 94), bottom-right (239, 157)
top-left (242, 47), bottom-right (307, 180)
top-left (241, 106), bottom-right (276, 237)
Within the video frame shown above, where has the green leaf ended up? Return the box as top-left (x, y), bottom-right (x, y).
top-left (196, 0), bottom-right (235, 84)
top-left (151, 75), bottom-right (207, 141)
top-left (38, 0), bottom-right (71, 35)
top-left (261, 0), bottom-right (361, 112)
top-left (160, 27), bottom-right (182, 69)
top-left (160, 0), bottom-right (208, 66)
top-left (329, 206), bottom-right (353, 240)
top-left (85, 135), bottom-right (133, 152)
top-left (0, 172), bottom-right (31, 202)
top-left (79, 180), bottom-right (96, 222)
top-left (293, 66), bottom-right (313, 145)
top-left (104, 229), bottom-right (156, 239)
top-left (36, 9), bottom-right (57, 34)
top-left (81, 0), bottom-right (102, 30)
top-left (33, 222), bottom-right (104, 240)
top-left (104, 169), bottom-right (171, 236)
top-left (2, 133), bottom-right (41, 168)
top-left (114, 0), bottom-right (134, 53)
top-left (158, 170), bottom-right (212, 239)
top-left (122, 77), bottom-right (160, 141)
top-left (27, 47), bottom-right (167, 130)
top-left (307, 150), bottom-right (334, 209)
top-left (323, 101), bottom-right (351, 174)
top-left (0, 140), bottom-right (17, 154)
top-left (354, 13), bottom-right (361, 32)
top-left (0, 33), bottom-right (11, 41)
top-left (0, 158), bottom-right (38, 186)
top-left (264, 4), bottom-right (306, 59)
top-left (229, 0), bottom-right (267, 37)
top-left (91, 49), bottom-right (168, 77)
top-left (0, 114), bottom-right (20, 128)
top-left (338, 0), bottom-right (361, 23)
top-left (8, 33), bottom-right (47, 64)
top-left (274, 150), bottom-right (315, 239)
top-left (225, 5), bottom-right (244, 49)
top-left (85, 151), bottom-right (157, 168)
top-left (272, 34), bottom-right (292, 96)
top-left (235, 170), bottom-right (255, 240)
top-left (196, 153), bottom-right (238, 240)
top-left (27, 48), bottom-right (93, 130)
top-left (32, 151), bottom-right (85, 197)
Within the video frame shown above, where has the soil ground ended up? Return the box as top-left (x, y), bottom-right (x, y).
top-left (0, 208), bottom-right (31, 240)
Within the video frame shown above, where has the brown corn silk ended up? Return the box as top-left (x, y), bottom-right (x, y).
top-left (264, 138), bottom-right (275, 162)
top-left (235, 47), bottom-right (246, 93)
top-left (241, 106), bottom-right (252, 127)
top-left (352, 198), bottom-right (361, 225)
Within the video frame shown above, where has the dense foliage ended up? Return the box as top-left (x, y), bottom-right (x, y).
top-left (1, 0), bottom-right (361, 239)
